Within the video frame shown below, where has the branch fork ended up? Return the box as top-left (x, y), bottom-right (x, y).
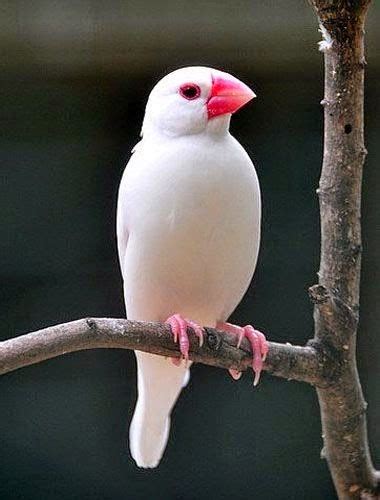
top-left (1, 1), bottom-right (379, 498)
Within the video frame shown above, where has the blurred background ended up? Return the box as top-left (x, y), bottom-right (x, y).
top-left (0, 1), bottom-right (379, 499)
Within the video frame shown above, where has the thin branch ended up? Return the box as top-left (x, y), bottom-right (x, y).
top-left (0, 317), bottom-right (322, 385)
top-left (0, 3), bottom-right (378, 499)
top-left (309, 1), bottom-right (378, 498)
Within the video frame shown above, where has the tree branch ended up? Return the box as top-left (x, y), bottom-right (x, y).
top-left (1, 3), bottom-right (378, 499)
top-left (0, 317), bottom-right (322, 385)
top-left (309, 1), bottom-right (379, 498)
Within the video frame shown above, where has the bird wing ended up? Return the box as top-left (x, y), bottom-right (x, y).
top-left (116, 153), bottom-right (191, 469)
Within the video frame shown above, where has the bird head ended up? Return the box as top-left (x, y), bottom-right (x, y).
top-left (141, 66), bottom-right (256, 138)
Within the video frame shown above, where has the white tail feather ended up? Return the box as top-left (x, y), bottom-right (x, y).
top-left (129, 351), bottom-right (190, 468)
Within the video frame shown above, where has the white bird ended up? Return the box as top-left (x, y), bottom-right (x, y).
top-left (116, 66), bottom-right (268, 469)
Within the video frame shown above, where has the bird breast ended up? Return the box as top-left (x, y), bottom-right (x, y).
top-left (118, 133), bottom-right (261, 325)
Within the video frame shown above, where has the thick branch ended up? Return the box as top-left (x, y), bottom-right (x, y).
top-left (0, 317), bottom-right (322, 384)
top-left (1, 4), bottom-right (378, 499)
top-left (309, 1), bottom-right (378, 498)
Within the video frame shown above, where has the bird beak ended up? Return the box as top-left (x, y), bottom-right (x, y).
top-left (207, 71), bottom-right (256, 119)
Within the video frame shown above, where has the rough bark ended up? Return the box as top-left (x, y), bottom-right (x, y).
top-left (309, 1), bottom-right (378, 498)
top-left (0, 317), bottom-right (323, 385)
top-left (0, 2), bottom-right (378, 498)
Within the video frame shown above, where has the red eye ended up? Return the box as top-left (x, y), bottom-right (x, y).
top-left (179, 83), bottom-right (201, 100)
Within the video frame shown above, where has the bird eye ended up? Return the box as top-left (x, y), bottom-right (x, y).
top-left (179, 83), bottom-right (201, 100)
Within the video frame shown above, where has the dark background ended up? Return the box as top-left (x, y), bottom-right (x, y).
top-left (1, 2), bottom-right (379, 499)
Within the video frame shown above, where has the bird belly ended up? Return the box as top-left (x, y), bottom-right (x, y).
top-left (121, 144), bottom-right (260, 326)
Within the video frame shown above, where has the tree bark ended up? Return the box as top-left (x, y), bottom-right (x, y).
top-left (0, 2), bottom-right (379, 498)
top-left (309, 1), bottom-right (378, 498)
top-left (0, 317), bottom-right (323, 385)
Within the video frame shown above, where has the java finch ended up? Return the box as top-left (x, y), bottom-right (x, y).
top-left (117, 66), bottom-right (268, 468)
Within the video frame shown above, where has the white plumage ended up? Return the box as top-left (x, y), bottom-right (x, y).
top-left (117, 66), bottom-right (261, 468)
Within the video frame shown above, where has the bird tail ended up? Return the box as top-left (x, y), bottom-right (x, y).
top-left (129, 351), bottom-right (190, 468)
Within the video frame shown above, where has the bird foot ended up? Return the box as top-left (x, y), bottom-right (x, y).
top-left (165, 314), bottom-right (204, 364)
top-left (216, 322), bottom-right (268, 386)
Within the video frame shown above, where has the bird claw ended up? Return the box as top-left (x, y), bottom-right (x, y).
top-left (244, 325), bottom-right (268, 386)
top-left (217, 322), bottom-right (268, 386)
top-left (228, 368), bottom-right (242, 380)
top-left (165, 314), bottom-right (204, 364)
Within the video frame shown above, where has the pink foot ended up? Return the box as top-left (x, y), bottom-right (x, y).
top-left (165, 314), bottom-right (204, 363)
top-left (216, 321), bottom-right (268, 386)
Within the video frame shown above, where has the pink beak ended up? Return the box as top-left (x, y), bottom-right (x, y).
top-left (207, 71), bottom-right (256, 119)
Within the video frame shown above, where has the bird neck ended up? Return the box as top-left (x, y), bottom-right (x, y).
top-left (205, 114), bottom-right (231, 136)
top-left (140, 114), bottom-right (231, 143)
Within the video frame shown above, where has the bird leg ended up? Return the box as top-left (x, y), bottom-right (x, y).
top-left (165, 314), bottom-right (204, 365)
top-left (216, 322), bottom-right (268, 386)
